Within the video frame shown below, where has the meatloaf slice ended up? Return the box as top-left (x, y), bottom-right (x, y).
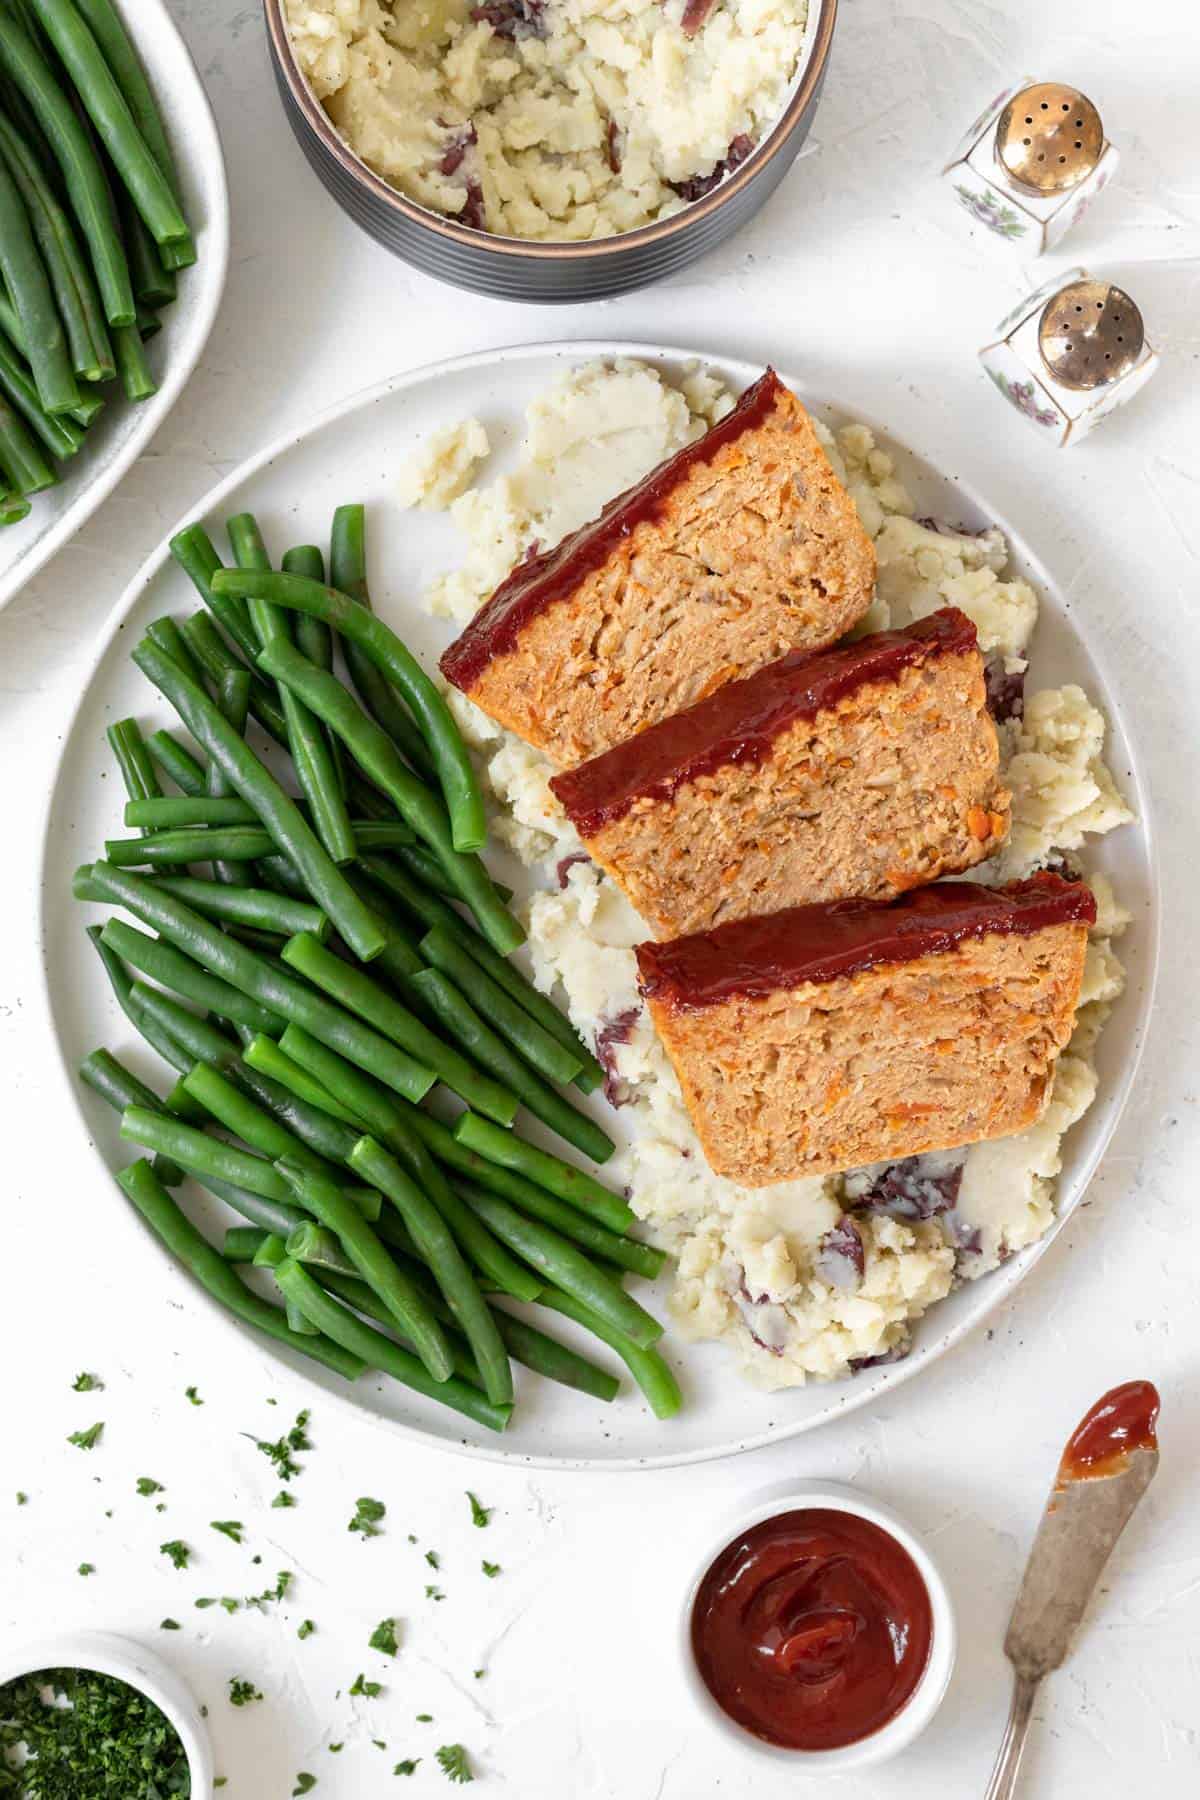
top-left (439, 369), bottom-right (877, 766)
top-left (549, 608), bottom-right (1010, 938)
top-left (636, 875), bottom-right (1095, 1186)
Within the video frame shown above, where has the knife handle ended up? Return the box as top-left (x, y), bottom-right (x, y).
top-left (984, 1672), bottom-right (1039, 1800)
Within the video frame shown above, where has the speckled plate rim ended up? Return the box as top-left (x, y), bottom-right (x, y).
top-left (33, 339), bottom-right (1160, 1471)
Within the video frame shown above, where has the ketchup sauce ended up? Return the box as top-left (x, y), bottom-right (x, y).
top-left (690, 1509), bottom-right (933, 1751)
top-left (1058, 1380), bottom-right (1161, 1484)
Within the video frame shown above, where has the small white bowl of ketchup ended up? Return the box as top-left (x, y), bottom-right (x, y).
top-left (680, 1481), bottom-right (956, 1771)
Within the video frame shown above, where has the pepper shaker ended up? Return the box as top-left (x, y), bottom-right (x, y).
top-left (943, 79), bottom-right (1119, 254)
top-left (979, 267), bottom-right (1159, 446)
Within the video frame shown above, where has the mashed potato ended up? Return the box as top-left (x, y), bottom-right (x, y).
top-left (404, 360), bottom-right (1134, 1388)
top-left (285, 0), bottom-right (809, 241)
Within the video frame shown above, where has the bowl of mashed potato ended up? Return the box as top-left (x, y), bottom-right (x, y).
top-left (266, 0), bottom-right (837, 299)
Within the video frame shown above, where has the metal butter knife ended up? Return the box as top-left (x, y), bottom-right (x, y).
top-left (984, 1381), bottom-right (1161, 1799)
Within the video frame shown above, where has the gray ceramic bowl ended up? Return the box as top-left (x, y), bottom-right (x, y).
top-left (264, 0), bottom-right (838, 302)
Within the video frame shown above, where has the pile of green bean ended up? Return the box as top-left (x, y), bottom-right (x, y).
top-left (76, 502), bottom-right (681, 1433)
top-left (0, 0), bottom-right (194, 524)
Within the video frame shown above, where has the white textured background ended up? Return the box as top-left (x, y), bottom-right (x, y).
top-left (2, 0), bottom-right (1199, 1793)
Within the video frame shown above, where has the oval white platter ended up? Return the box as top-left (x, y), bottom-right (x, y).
top-left (37, 341), bottom-right (1158, 1470)
top-left (0, 0), bottom-right (229, 612)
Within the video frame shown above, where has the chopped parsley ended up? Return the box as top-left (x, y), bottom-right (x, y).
top-left (71, 1372), bottom-right (103, 1392)
top-left (481, 1561), bottom-right (501, 1579)
top-left (416, 1714), bottom-right (433, 1723)
top-left (247, 1409), bottom-right (310, 1483)
top-left (466, 1493), bottom-right (491, 1529)
top-left (395, 1759), bottom-right (421, 1776)
top-left (185, 1386), bottom-right (203, 1405)
top-left (424, 1550), bottom-right (440, 1569)
top-left (159, 1539), bottom-right (191, 1570)
top-left (211, 1520), bottom-right (244, 1543)
top-left (15, 1492), bottom-right (27, 1506)
top-left (77, 1563), bottom-right (95, 1577)
top-left (245, 1570), bottom-right (292, 1611)
top-left (136, 1476), bottom-right (164, 1498)
top-left (349, 1673), bottom-right (382, 1699)
top-left (349, 1495), bottom-right (385, 1538)
top-left (425, 1586), bottom-right (444, 1602)
top-left (0, 1667), bottom-right (189, 1794)
top-left (160, 1619), bottom-right (181, 1631)
top-left (369, 1618), bottom-right (399, 1656)
top-left (228, 1677), bottom-right (263, 1707)
top-left (272, 1491), bottom-right (296, 1509)
top-left (293, 1774), bottom-right (317, 1795)
top-left (67, 1422), bottom-right (104, 1451)
top-left (298, 1619), bottom-right (316, 1640)
top-left (436, 1743), bottom-right (473, 1783)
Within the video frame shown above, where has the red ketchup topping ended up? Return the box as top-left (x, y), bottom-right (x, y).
top-left (1058, 1380), bottom-right (1161, 1484)
top-left (690, 1509), bottom-right (933, 1752)
top-left (440, 369), bottom-right (785, 691)
top-left (550, 609), bottom-right (979, 838)
top-left (637, 873), bottom-right (1096, 1011)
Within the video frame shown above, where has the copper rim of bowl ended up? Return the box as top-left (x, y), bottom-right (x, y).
top-left (263, 0), bottom-right (838, 259)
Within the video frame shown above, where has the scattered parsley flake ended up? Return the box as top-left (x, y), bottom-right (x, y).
top-left (185, 1386), bottom-right (203, 1405)
top-left (160, 1619), bottom-right (181, 1631)
top-left (425, 1586), bottom-right (444, 1602)
top-left (436, 1743), bottom-right (473, 1783)
top-left (228, 1678), bottom-right (262, 1707)
top-left (220, 1597), bottom-right (241, 1614)
top-left (369, 1618), bottom-right (399, 1656)
top-left (68, 1422), bottom-right (104, 1451)
top-left (293, 1774), bottom-right (317, 1795)
top-left (328, 1743), bottom-right (343, 1754)
top-left (416, 1714), bottom-right (433, 1723)
top-left (424, 1550), bottom-right (440, 1569)
top-left (136, 1476), bottom-right (164, 1497)
top-left (77, 1562), bottom-right (95, 1577)
top-left (246, 1410), bottom-right (310, 1482)
top-left (473, 1669), bottom-right (485, 1681)
top-left (298, 1619), bottom-right (316, 1640)
top-left (72, 1372), bottom-right (103, 1392)
top-left (466, 1493), bottom-right (491, 1529)
top-left (272, 1491), bottom-right (296, 1508)
top-left (481, 1561), bottom-right (500, 1579)
top-left (211, 1520), bottom-right (244, 1544)
top-left (394, 1759), bottom-right (421, 1776)
top-left (0, 1667), bottom-right (190, 1792)
top-left (349, 1673), bottom-right (382, 1699)
top-left (16, 1492), bottom-right (27, 1505)
top-left (349, 1496), bottom-right (386, 1538)
top-left (160, 1539), bottom-right (190, 1570)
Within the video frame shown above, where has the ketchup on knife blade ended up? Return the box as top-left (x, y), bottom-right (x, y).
top-left (690, 1509), bottom-right (932, 1751)
top-left (1057, 1379), bottom-right (1161, 1484)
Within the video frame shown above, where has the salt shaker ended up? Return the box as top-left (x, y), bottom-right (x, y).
top-left (943, 79), bottom-right (1119, 255)
top-left (979, 267), bottom-right (1159, 446)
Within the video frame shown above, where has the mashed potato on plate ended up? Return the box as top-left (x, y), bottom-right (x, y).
top-left (285, 0), bottom-right (809, 240)
top-left (402, 360), bottom-right (1134, 1389)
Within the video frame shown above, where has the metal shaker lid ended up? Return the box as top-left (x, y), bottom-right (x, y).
top-left (1038, 280), bottom-right (1144, 389)
top-left (996, 84), bottom-right (1104, 194)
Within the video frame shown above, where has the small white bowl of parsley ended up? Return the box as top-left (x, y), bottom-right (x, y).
top-left (0, 1629), bottom-right (212, 1797)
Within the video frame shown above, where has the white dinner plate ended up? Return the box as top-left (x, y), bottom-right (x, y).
top-left (0, 0), bottom-right (229, 611)
top-left (36, 341), bottom-right (1159, 1469)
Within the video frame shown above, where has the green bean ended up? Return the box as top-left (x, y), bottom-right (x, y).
top-left (84, 921), bottom-right (193, 1076)
top-left (489, 1305), bottom-right (619, 1402)
top-left (207, 666), bottom-right (252, 886)
top-left (454, 1112), bottom-right (632, 1234)
top-left (0, 129), bottom-right (77, 416)
top-left (120, 186), bottom-right (174, 306)
top-left (0, 375), bottom-right (54, 492)
top-left (328, 504), bottom-right (435, 779)
top-left (0, 274), bottom-right (108, 413)
top-left (106, 819), bottom-right (414, 867)
top-left (304, 1258), bottom-right (486, 1390)
top-left (419, 924), bottom-right (581, 1087)
top-left (181, 1061), bottom-right (344, 1186)
top-left (275, 1160), bottom-right (451, 1382)
top-left (0, 486), bottom-right (31, 525)
top-left (359, 854), bottom-right (602, 1093)
top-left (456, 1183), bottom-right (662, 1349)
top-left (453, 1173), bottom-right (663, 1282)
top-left (169, 527), bottom-right (260, 666)
top-left (131, 636), bottom-right (387, 962)
top-left (72, 0), bottom-right (192, 266)
top-left (161, 1073), bottom-right (210, 1125)
top-left (0, 328), bottom-right (82, 458)
top-left (0, 106), bottom-right (110, 382)
top-left (111, 317), bottom-right (155, 402)
top-left (273, 1257), bottom-right (507, 1431)
top-left (253, 632), bottom-right (520, 954)
top-left (212, 563), bottom-right (486, 853)
top-left (243, 1034), bottom-right (360, 1124)
top-left (223, 1224), bottom-right (270, 1263)
top-left (144, 616), bottom-right (205, 688)
top-left (282, 543), bottom-right (347, 792)
top-left (342, 866), bottom-right (424, 985)
top-left (79, 1045), bottom-right (184, 1186)
top-left (125, 796), bottom-right (256, 827)
top-left (139, 875), bottom-right (330, 941)
top-left (0, 11), bottom-right (135, 325)
top-left (146, 729), bottom-right (206, 796)
top-left (536, 1288), bottom-right (682, 1420)
top-left (176, 611), bottom-right (289, 748)
top-left (122, 1105), bottom-right (297, 1204)
top-left (281, 930), bottom-right (517, 1127)
top-left (348, 1134), bottom-right (512, 1406)
top-left (28, 0), bottom-right (190, 250)
top-left (271, 1024), bottom-right (540, 1303)
top-left (202, 1176), bottom-right (307, 1242)
top-left (126, 982), bottom-right (239, 1073)
top-left (408, 966), bottom-right (612, 1164)
top-left (117, 1160), bottom-right (364, 1379)
top-left (98, 917), bottom-right (279, 1032)
top-left (233, 1060), bottom-right (365, 1174)
top-left (85, 862), bottom-right (437, 1107)
top-left (107, 716), bottom-right (160, 811)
